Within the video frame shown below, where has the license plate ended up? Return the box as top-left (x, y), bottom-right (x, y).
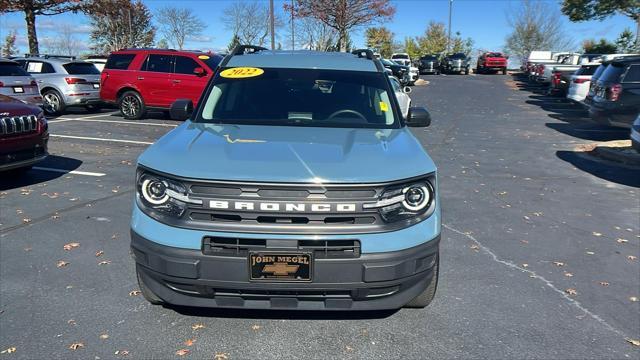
top-left (13, 87), bottom-right (23, 93)
top-left (249, 252), bottom-right (312, 282)
top-left (92, 83), bottom-right (100, 89)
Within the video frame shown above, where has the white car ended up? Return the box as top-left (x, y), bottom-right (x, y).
top-left (389, 76), bottom-right (411, 118)
top-left (567, 63), bottom-right (600, 103)
top-left (391, 53), bottom-right (411, 66)
top-left (84, 56), bottom-right (107, 72)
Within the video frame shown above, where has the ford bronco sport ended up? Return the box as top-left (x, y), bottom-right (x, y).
top-left (130, 46), bottom-right (441, 310)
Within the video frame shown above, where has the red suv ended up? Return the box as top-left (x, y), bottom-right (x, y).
top-left (476, 52), bottom-right (508, 75)
top-left (0, 94), bottom-right (49, 174)
top-left (100, 49), bottom-right (222, 119)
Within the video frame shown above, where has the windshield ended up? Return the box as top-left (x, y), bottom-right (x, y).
top-left (0, 62), bottom-right (30, 76)
top-left (200, 68), bottom-right (399, 129)
top-left (450, 53), bottom-right (466, 59)
top-left (381, 59), bottom-right (395, 66)
top-left (392, 54), bottom-right (409, 59)
top-left (200, 54), bottom-right (223, 70)
top-left (63, 62), bottom-right (100, 75)
top-left (421, 56), bottom-right (436, 60)
top-left (487, 53), bottom-right (503, 58)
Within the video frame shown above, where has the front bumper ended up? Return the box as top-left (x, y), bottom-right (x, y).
top-left (0, 143), bottom-right (48, 171)
top-left (131, 230), bottom-right (439, 310)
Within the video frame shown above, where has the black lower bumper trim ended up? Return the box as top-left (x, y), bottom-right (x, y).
top-left (131, 230), bottom-right (439, 310)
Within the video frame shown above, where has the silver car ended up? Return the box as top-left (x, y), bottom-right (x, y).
top-left (0, 58), bottom-right (43, 106)
top-left (14, 55), bottom-right (102, 115)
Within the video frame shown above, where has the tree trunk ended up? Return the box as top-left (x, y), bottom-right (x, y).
top-left (339, 28), bottom-right (347, 52)
top-left (24, 8), bottom-right (39, 55)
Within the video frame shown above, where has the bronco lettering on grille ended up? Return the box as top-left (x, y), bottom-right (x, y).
top-left (208, 200), bottom-right (357, 212)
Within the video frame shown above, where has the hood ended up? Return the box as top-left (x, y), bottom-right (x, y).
top-left (0, 95), bottom-right (42, 116)
top-left (138, 122), bottom-right (436, 183)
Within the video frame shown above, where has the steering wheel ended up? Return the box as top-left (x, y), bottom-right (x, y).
top-left (327, 109), bottom-right (367, 122)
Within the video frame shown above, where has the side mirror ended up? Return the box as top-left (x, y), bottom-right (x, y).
top-left (193, 67), bottom-right (206, 77)
top-left (406, 107), bottom-right (431, 127)
top-left (170, 99), bottom-right (194, 121)
top-left (403, 86), bottom-right (412, 94)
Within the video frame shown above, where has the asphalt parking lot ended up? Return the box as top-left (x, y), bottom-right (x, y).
top-left (1, 73), bottom-right (639, 359)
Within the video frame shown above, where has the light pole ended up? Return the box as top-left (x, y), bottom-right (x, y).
top-left (447, 0), bottom-right (452, 53)
top-left (291, 0), bottom-right (295, 50)
top-left (270, 0), bottom-right (276, 50)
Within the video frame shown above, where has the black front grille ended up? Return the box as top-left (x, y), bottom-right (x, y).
top-left (0, 115), bottom-right (38, 137)
top-left (202, 237), bottom-right (361, 259)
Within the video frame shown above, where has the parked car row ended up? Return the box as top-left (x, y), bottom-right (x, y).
top-left (523, 51), bottom-right (640, 152)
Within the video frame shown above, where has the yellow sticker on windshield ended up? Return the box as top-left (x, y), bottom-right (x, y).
top-left (198, 55), bottom-right (210, 60)
top-left (220, 67), bottom-right (264, 79)
top-left (379, 102), bottom-right (389, 112)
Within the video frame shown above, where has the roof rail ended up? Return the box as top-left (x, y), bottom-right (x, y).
top-left (24, 53), bottom-right (76, 60)
top-left (351, 49), bottom-right (374, 60)
top-left (219, 44), bottom-right (269, 68)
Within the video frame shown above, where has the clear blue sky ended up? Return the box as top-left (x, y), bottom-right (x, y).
top-left (0, 0), bottom-right (634, 55)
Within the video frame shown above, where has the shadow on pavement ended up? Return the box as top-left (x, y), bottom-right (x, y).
top-left (0, 155), bottom-right (82, 190)
top-left (170, 305), bottom-right (399, 320)
top-left (556, 150), bottom-right (640, 187)
top-left (546, 123), bottom-right (631, 142)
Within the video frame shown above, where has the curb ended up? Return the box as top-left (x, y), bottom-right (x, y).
top-left (591, 146), bottom-right (640, 167)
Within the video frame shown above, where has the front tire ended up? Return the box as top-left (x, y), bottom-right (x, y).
top-left (502, 68), bottom-right (507, 75)
top-left (43, 90), bottom-right (65, 116)
top-left (136, 266), bottom-right (164, 305)
top-left (404, 256), bottom-right (438, 308)
top-left (119, 91), bottom-right (146, 120)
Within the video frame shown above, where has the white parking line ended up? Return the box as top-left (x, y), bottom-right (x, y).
top-left (50, 134), bottom-right (154, 145)
top-left (48, 117), bottom-right (177, 127)
top-left (33, 167), bottom-right (106, 177)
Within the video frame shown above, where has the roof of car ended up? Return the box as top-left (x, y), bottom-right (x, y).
top-left (225, 50), bottom-right (379, 72)
top-left (16, 56), bottom-right (84, 64)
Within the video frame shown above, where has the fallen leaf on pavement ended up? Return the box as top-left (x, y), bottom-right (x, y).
top-left (469, 244), bottom-right (479, 251)
top-left (345, 345), bottom-right (354, 352)
top-left (99, 334), bottom-right (109, 339)
top-left (63, 243), bottom-right (80, 251)
top-left (129, 290), bottom-right (141, 296)
top-left (214, 353), bottom-right (229, 360)
top-left (251, 324), bottom-right (260, 331)
top-left (22, 218), bottom-right (31, 224)
top-left (565, 288), bottom-right (577, 296)
top-left (553, 261), bottom-right (565, 267)
top-left (184, 339), bottom-right (195, 346)
top-left (592, 232), bottom-right (602, 237)
top-left (67, 319), bottom-right (76, 325)
top-left (115, 350), bottom-right (129, 356)
top-left (626, 338), bottom-right (640, 347)
top-left (522, 263), bottom-right (528, 268)
top-left (95, 250), bottom-right (104, 257)
top-left (175, 349), bottom-right (190, 356)
top-left (586, 251), bottom-right (595, 255)
top-left (0, 347), bottom-right (16, 354)
top-left (630, 297), bottom-right (638, 302)
top-left (192, 324), bottom-right (205, 330)
top-left (68, 343), bottom-right (84, 350)
top-left (628, 255), bottom-right (637, 261)
top-left (98, 260), bottom-right (111, 265)
top-left (564, 272), bottom-right (573, 277)
top-left (57, 260), bottom-right (69, 268)
top-left (616, 238), bottom-right (629, 244)
top-left (598, 281), bottom-right (609, 287)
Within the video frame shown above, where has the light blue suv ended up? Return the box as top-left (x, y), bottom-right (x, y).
top-left (130, 46), bottom-right (440, 310)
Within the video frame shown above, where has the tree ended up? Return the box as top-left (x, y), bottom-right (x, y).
top-left (288, 0), bottom-right (395, 52)
top-left (86, 0), bottom-right (155, 54)
top-left (156, 6), bottom-right (205, 50)
top-left (292, 17), bottom-right (338, 51)
top-left (365, 27), bottom-right (393, 57)
top-left (451, 31), bottom-right (474, 55)
top-left (417, 21), bottom-right (448, 55)
top-left (0, 0), bottom-right (83, 55)
top-left (222, 1), bottom-right (283, 47)
top-left (504, 0), bottom-right (574, 62)
top-left (1, 30), bottom-right (17, 57)
top-left (582, 38), bottom-right (617, 53)
top-left (616, 28), bottom-right (637, 53)
top-left (227, 34), bottom-right (240, 51)
top-left (561, 0), bottom-right (640, 48)
top-left (157, 38), bottom-right (169, 49)
top-left (42, 24), bottom-right (82, 56)
top-left (404, 37), bottom-right (420, 60)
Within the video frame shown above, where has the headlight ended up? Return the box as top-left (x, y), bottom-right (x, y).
top-left (136, 170), bottom-right (201, 218)
top-left (364, 180), bottom-right (435, 223)
top-left (37, 112), bottom-right (48, 132)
